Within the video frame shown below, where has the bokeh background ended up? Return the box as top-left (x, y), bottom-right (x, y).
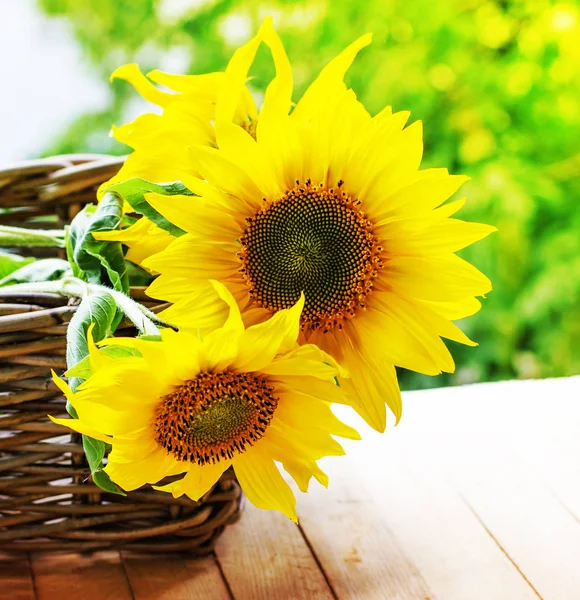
top-left (2, 0), bottom-right (579, 390)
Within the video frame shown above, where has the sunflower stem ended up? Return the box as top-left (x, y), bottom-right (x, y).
top-left (0, 225), bottom-right (66, 248)
top-left (0, 277), bottom-right (175, 336)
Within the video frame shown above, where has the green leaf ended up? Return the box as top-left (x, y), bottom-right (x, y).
top-left (0, 251), bottom-right (35, 279)
top-left (103, 179), bottom-right (192, 237)
top-left (64, 288), bottom-right (127, 495)
top-left (66, 193), bottom-right (129, 295)
top-left (0, 258), bottom-right (70, 287)
top-left (83, 435), bottom-right (105, 473)
top-left (92, 470), bottom-right (126, 496)
top-left (126, 260), bottom-right (154, 287)
top-left (83, 437), bottom-right (123, 500)
top-left (66, 289), bottom-right (118, 393)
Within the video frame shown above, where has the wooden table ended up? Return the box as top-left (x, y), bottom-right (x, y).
top-left (3, 376), bottom-right (580, 600)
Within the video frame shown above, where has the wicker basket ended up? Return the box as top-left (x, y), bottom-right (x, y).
top-left (0, 155), bottom-right (243, 552)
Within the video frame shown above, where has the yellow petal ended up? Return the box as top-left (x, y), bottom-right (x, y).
top-left (233, 443), bottom-right (297, 522)
top-left (380, 217), bottom-right (497, 255)
top-left (110, 64), bottom-right (172, 107)
top-left (423, 296), bottom-right (482, 320)
top-left (158, 284), bottom-right (230, 335)
top-left (196, 281), bottom-right (245, 371)
top-left (215, 120), bottom-right (281, 198)
top-left (86, 323), bottom-right (111, 374)
top-left (256, 107), bottom-right (304, 189)
top-left (257, 436), bottom-right (328, 493)
top-left (384, 254), bottom-right (492, 302)
top-left (337, 328), bottom-right (402, 430)
top-left (145, 193), bottom-right (241, 240)
top-left (146, 273), bottom-right (202, 303)
top-left (260, 344), bottom-right (342, 379)
top-left (261, 16), bottom-right (293, 115)
top-left (48, 415), bottom-right (112, 443)
top-left (373, 171), bottom-right (469, 220)
top-left (141, 193), bottom-right (198, 234)
top-left (292, 33), bottom-right (372, 123)
top-left (363, 294), bottom-right (455, 375)
top-left (74, 396), bottom-right (154, 435)
top-left (268, 418), bottom-right (346, 459)
top-left (105, 445), bottom-right (184, 491)
top-left (275, 391), bottom-right (360, 441)
top-left (142, 234), bottom-right (240, 280)
top-left (234, 294), bottom-right (304, 372)
top-left (210, 280), bottom-right (244, 335)
top-left (189, 145), bottom-right (263, 209)
top-left (146, 70), bottom-right (223, 97)
top-left (216, 24), bottom-right (265, 122)
top-left (51, 370), bottom-right (74, 401)
top-left (342, 109), bottom-right (410, 196)
top-left (273, 371), bottom-right (349, 406)
top-left (327, 89), bottom-right (372, 184)
top-left (153, 461), bottom-right (229, 500)
top-left (157, 329), bottom-right (202, 381)
top-left (93, 218), bottom-right (175, 267)
top-left (359, 121), bottom-right (424, 211)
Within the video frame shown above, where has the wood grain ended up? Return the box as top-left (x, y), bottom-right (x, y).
top-left (215, 502), bottom-right (334, 600)
top-left (122, 553), bottom-right (231, 600)
top-left (379, 376), bottom-right (580, 600)
top-left (0, 552), bottom-right (36, 600)
top-left (336, 428), bottom-right (539, 600)
top-left (296, 457), bottom-right (433, 600)
top-left (508, 427), bottom-right (580, 524)
top-left (30, 551), bottom-right (133, 600)
top-left (433, 434), bottom-right (580, 600)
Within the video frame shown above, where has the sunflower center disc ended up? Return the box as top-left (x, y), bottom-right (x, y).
top-left (154, 371), bottom-right (278, 465)
top-left (239, 181), bottom-right (384, 333)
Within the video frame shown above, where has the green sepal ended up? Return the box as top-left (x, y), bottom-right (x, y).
top-left (92, 470), bottom-right (127, 496)
top-left (102, 178), bottom-right (193, 237)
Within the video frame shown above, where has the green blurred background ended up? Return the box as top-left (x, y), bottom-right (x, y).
top-left (17, 0), bottom-right (580, 388)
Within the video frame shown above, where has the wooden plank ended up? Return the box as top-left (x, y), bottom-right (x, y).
top-left (381, 377), bottom-right (580, 600)
top-left (0, 552), bottom-right (36, 600)
top-left (215, 502), bottom-right (334, 600)
top-left (428, 435), bottom-right (580, 599)
top-left (296, 451), bottom-right (432, 600)
top-left (30, 551), bottom-right (133, 600)
top-left (511, 433), bottom-right (580, 523)
top-left (122, 553), bottom-right (231, 600)
top-left (336, 425), bottom-right (539, 600)
top-left (501, 381), bottom-right (580, 524)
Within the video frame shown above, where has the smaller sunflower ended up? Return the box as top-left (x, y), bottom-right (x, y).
top-left (50, 282), bottom-right (359, 521)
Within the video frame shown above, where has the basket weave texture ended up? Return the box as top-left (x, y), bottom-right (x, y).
top-left (0, 155), bottom-right (243, 553)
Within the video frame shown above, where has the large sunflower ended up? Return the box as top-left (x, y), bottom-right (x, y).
top-left (111, 23), bottom-right (494, 432)
top-left (50, 282), bottom-right (358, 521)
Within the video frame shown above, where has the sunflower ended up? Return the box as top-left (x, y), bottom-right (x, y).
top-left (94, 18), bottom-right (287, 263)
top-left (50, 282), bottom-right (359, 521)
top-left (132, 22), bottom-right (495, 433)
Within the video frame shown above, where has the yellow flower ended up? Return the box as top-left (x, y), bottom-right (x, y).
top-left (50, 282), bottom-right (359, 521)
top-left (139, 22), bottom-right (495, 433)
